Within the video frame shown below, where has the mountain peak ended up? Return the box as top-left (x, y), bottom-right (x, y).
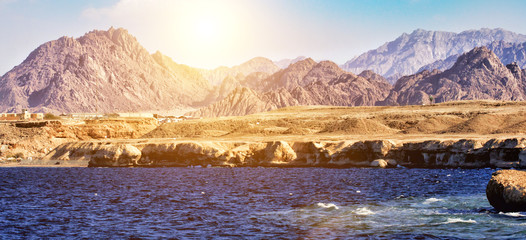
top-left (450, 46), bottom-right (502, 72)
top-left (0, 27), bottom-right (212, 113)
top-left (289, 58), bottom-right (316, 69)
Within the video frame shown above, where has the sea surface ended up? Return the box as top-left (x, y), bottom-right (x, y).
top-left (0, 167), bottom-right (525, 239)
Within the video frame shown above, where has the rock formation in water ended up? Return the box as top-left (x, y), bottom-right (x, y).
top-left (486, 169), bottom-right (526, 212)
top-left (0, 27), bottom-right (213, 114)
top-left (341, 28), bottom-right (526, 83)
top-left (378, 47), bottom-right (526, 106)
top-left (190, 59), bottom-right (392, 117)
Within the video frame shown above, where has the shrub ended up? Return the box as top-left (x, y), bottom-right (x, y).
top-left (44, 113), bottom-right (61, 120)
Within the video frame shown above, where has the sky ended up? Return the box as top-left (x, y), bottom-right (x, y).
top-left (1, 0), bottom-right (526, 75)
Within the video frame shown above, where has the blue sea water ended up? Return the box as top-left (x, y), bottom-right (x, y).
top-left (0, 167), bottom-right (525, 239)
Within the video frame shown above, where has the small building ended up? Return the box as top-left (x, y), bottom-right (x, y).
top-left (0, 113), bottom-right (18, 121)
top-left (17, 109), bottom-right (31, 120)
top-left (0, 109), bottom-right (43, 121)
top-left (31, 113), bottom-right (44, 120)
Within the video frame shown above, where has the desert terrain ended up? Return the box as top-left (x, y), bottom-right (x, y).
top-left (146, 100), bottom-right (526, 141)
top-left (2, 100), bottom-right (526, 168)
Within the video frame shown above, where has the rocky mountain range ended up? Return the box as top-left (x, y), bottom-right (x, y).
top-left (2, 27), bottom-right (526, 117)
top-left (378, 46), bottom-right (526, 106)
top-left (341, 28), bottom-right (526, 83)
top-left (190, 59), bottom-right (392, 117)
top-left (0, 28), bottom-right (283, 114)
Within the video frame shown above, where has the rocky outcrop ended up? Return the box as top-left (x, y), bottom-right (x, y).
top-left (341, 28), bottom-right (526, 82)
top-left (486, 170), bottom-right (526, 212)
top-left (0, 27), bottom-right (212, 114)
top-left (89, 144), bottom-right (141, 167)
top-left (43, 137), bottom-right (526, 169)
top-left (378, 47), bottom-right (526, 106)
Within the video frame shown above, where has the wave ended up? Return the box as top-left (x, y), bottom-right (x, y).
top-left (499, 212), bottom-right (526, 217)
top-left (316, 202), bottom-right (339, 210)
top-left (444, 218), bottom-right (477, 224)
top-left (355, 207), bottom-right (375, 215)
top-left (422, 197), bottom-right (444, 205)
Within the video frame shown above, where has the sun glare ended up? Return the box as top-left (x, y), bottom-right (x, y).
top-left (169, 1), bottom-right (253, 68)
top-left (195, 18), bottom-right (218, 39)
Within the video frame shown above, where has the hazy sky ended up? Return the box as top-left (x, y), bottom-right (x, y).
top-left (1, 0), bottom-right (526, 75)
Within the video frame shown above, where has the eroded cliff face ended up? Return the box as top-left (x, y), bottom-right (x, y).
top-left (43, 138), bottom-right (526, 168)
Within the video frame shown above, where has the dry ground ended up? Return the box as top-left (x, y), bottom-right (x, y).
top-left (143, 100), bottom-right (526, 142)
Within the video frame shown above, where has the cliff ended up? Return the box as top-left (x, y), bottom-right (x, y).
top-left (42, 137), bottom-right (526, 168)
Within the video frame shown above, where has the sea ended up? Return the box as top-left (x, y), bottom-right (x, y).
top-left (0, 167), bottom-right (525, 239)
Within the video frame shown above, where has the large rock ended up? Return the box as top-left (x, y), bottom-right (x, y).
top-left (486, 170), bottom-right (526, 212)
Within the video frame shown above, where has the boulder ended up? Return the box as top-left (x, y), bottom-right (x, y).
top-left (370, 159), bottom-right (388, 168)
top-left (486, 170), bottom-right (526, 212)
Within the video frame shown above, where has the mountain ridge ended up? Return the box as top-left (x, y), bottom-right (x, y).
top-left (378, 46), bottom-right (526, 106)
top-left (341, 28), bottom-right (526, 83)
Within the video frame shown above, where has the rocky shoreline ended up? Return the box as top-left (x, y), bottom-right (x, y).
top-left (35, 137), bottom-right (526, 168)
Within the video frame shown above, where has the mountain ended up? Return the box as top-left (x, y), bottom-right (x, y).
top-left (273, 56), bottom-right (307, 68)
top-left (418, 41), bottom-right (526, 72)
top-left (0, 27), bottom-right (212, 114)
top-left (200, 57), bottom-right (280, 86)
top-left (488, 41), bottom-right (526, 68)
top-left (190, 60), bottom-right (392, 118)
top-left (341, 28), bottom-right (526, 83)
top-left (378, 47), bottom-right (526, 106)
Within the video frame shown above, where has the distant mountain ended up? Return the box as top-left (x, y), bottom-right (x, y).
top-left (488, 41), bottom-right (526, 68)
top-left (273, 56), bottom-right (307, 68)
top-left (341, 28), bottom-right (526, 83)
top-left (200, 57), bottom-right (280, 86)
top-left (418, 41), bottom-right (526, 73)
top-left (378, 46), bottom-right (526, 106)
top-left (190, 60), bottom-right (392, 117)
top-left (0, 27), bottom-right (212, 114)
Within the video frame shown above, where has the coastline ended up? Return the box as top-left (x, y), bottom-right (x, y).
top-left (21, 136), bottom-right (526, 169)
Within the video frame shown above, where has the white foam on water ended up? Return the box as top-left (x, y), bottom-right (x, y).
top-left (355, 207), bottom-right (375, 215)
top-left (423, 197), bottom-right (444, 205)
top-left (499, 212), bottom-right (526, 217)
top-left (444, 218), bottom-right (477, 224)
top-left (316, 203), bottom-right (339, 210)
